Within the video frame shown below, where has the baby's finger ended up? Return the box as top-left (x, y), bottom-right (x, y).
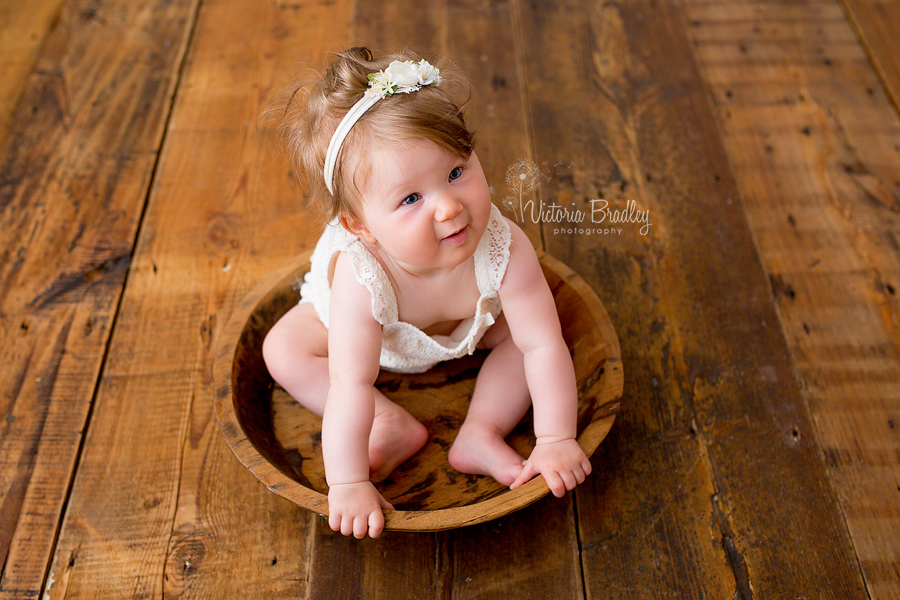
top-left (509, 463), bottom-right (538, 490)
top-left (353, 515), bottom-right (369, 539)
top-left (341, 515), bottom-right (357, 537)
top-left (574, 467), bottom-right (586, 485)
top-left (329, 511), bottom-right (342, 533)
top-left (368, 510), bottom-right (385, 539)
top-left (559, 469), bottom-right (578, 492)
top-left (544, 471), bottom-right (566, 498)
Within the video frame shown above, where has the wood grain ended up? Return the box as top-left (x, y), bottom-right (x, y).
top-left (0, 0), bottom-right (198, 596)
top-left (519, 0), bottom-right (868, 596)
top-left (842, 0), bottom-right (900, 112)
top-left (685, 0), bottom-right (900, 596)
top-left (41, 0), bottom-right (346, 597)
top-left (0, 0), bottom-right (65, 143)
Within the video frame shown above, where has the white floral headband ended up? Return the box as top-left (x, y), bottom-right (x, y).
top-left (323, 59), bottom-right (442, 195)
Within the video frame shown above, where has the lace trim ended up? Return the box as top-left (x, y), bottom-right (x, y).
top-left (474, 205), bottom-right (511, 296)
top-left (345, 242), bottom-right (397, 325)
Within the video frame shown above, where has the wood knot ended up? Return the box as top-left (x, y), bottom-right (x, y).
top-left (168, 531), bottom-right (212, 581)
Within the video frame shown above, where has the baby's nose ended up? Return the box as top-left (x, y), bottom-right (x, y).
top-left (434, 193), bottom-right (463, 221)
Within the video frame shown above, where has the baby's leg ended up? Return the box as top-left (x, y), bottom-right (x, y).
top-left (262, 303), bottom-right (331, 413)
top-left (448, 316), bottom-right (531, 486)
top-left (367, 393), bottom-right (428, 482)
top-left (263, 303), bottom-right (427, 481)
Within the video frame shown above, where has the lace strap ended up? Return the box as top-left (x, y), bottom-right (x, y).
top-left (474, 204), bottom-right (512, 295)
top-left (345, 241), bottom-right (399, 325)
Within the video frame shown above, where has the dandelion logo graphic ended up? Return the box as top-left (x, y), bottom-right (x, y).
top-left (503, 159), bottom-right (543, 222)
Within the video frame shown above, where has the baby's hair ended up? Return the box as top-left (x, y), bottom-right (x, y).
top-left (278, 47), bottom-right (475, 222)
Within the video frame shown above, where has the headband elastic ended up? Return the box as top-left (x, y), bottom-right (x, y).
top-left (323, 59), bottom-right (442, 195)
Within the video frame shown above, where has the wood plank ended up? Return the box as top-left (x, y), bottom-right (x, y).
top-left (514, 2), bottom-right (734, 596)
top-left (518, 0), bottom-right (869, 596)
top-left (582, 428), bottom-right (735, 597)
top-left (444, 1), bottom-right (545, 247)
top-left (0, 0), bottom-right (65, 143)
top-left (0, 0), bottom-right (199, 596)
top-left (684, 0), bottom-right (900, 596)
top-left (305, 494), bottom-right (582, 599)
top-left (40, 0), bottom-right (350, 597)
top-left (842, 0), bottom-right (900, 112)
top-left (295, 1), bottom-right (586, 597)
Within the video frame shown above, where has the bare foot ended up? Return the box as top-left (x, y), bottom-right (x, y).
top-left (448, 423), bottom-right (526, 486)
top-left (368, 403), bottom-right (428, 482)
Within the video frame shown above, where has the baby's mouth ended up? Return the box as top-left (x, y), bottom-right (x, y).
top-left (442, 226), bottom-right (468, 245)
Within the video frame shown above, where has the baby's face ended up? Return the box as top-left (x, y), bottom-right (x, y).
top-left (349, 138), bottom-right (492, 276)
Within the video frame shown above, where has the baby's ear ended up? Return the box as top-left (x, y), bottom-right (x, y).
top-left (339, 213), bottom-right (376, 244)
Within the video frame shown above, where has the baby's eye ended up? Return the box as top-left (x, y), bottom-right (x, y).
top-left (401, 193), bottom-right (421, 206)
top-left (449, 166), bottom-right (463, 181)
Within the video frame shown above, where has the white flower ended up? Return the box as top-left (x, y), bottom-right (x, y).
top-left (365, 59), bottom-right (441, 99)
top-left (416, 60), bottom-right (442, 86)
top-left (384, 60), bottom-right (421, 89)
top-left (365, 71), bottom-right (395, 98)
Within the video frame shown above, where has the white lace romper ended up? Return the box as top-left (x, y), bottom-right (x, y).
top-left (298, 203), bottom-right (512, 373)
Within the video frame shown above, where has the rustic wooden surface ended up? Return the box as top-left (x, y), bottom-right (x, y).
top-left (1, 0), bottom-right (898, 598)
top-left (0, 0), bottom-right (66, 143)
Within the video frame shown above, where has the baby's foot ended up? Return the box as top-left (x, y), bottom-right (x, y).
top-left (368, 403), bottom-right (428, 482)
top-left (448, 424), bottom-right (526, 486)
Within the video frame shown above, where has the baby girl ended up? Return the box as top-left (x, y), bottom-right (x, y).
top-left (263, 47), bottom-right (591, 539)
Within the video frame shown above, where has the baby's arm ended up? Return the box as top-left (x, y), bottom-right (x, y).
top-left (322, 252), bottom-right (393, 538)
top-left (499, 224), bottom-right (592, 497)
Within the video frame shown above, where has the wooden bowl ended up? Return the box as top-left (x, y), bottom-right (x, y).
top-left (214, 250), bottom-right (623, 531)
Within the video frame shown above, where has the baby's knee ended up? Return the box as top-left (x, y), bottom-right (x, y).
top-left (262, 323), bottom-right (291, 379)
top-left (263, 305), bottom-right (325, 362)
top-left (262, 317), bottom-right (309, 374)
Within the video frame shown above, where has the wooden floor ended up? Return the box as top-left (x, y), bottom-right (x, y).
top-left (2, 0), bottom-right (899, 597)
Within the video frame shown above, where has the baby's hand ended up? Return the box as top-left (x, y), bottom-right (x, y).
top-left (509, 438), bottom-right (592, 497)
top-left (327, 481), bottom-right (394, 539)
